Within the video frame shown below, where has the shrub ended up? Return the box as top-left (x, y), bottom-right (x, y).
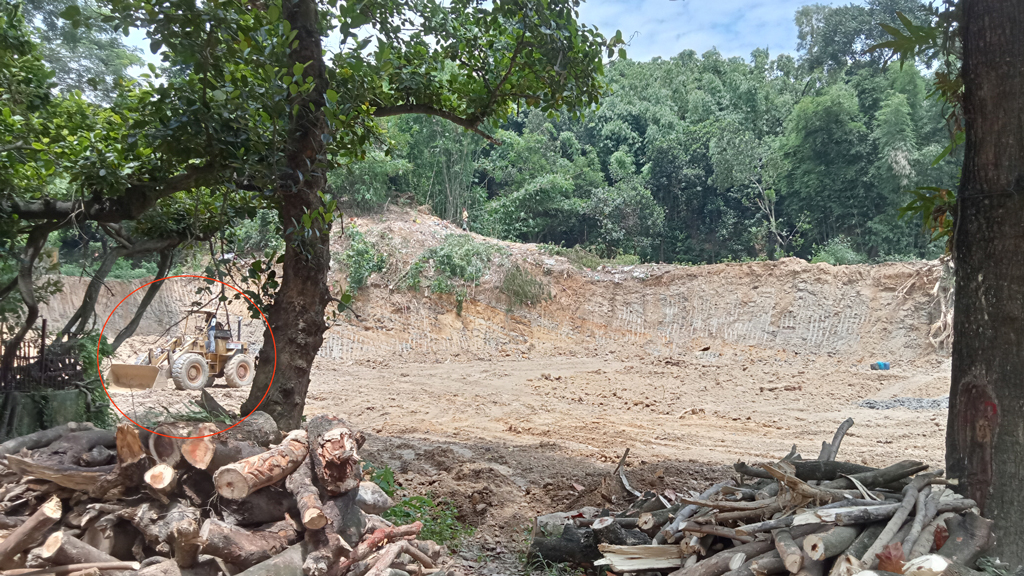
top-left (500, 264), bottom-right (548, 308)
top-left (539, 244), bottom-right (640, 269)
top-left (338, 225), bottom-right (387, 293)
top-left (810, 236), bottom-right (866, 266)
top-left (401, 235), bottom-right (506, 314)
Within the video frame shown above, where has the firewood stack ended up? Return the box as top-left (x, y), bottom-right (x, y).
top-left (529, 419), bottom-right (997, 576)
top-left (0, 414), bottom-right (449, 576)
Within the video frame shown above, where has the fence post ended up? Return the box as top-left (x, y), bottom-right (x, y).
top-left (39, 319), bottom-right (46, 388)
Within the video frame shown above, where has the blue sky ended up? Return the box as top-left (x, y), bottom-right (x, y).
top-left (125, 0), bottom-right (856, 72)
top-left (577, 0), bottom-right (852, 62)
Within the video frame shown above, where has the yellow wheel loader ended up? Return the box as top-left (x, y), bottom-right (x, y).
top-left (106, 309), bottom-right (256, 391)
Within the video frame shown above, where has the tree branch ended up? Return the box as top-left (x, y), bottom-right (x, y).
top-left (471, 29), bottom-right (528, 125)
top-left (371, 105), bottom-right (500, 144)
top-left (1, 222), bottom-right (60, 375)
top-left (0, 143), bottom-right (35, 154)
top-left (1, 163), bottom-right (220, 224)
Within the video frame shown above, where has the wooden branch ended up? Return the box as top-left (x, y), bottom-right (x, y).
top-left (28, 531), bottom-right (120, 568)
top-left (821, 461), bottom-right (928, 491)
top-left (213, 430), bottom-right (307, 500)
top-left (909, 513), bottom-right (956, 559)
top-left (774, 529), bottom-right (803, 572)
top-left (2, 163), bottom-right (220, 223)
top-left (400, 541), bottom-right (435, 569)
top-left (337, 523), bottom-right (423, 572)
top-left (736, 516), bottom-right (795, 536)
top-left (660, 480), bottom-right (735, 541)
top-left (371, 105), bottom-right (499, 144)
top-left (5, 456), bottom-right (113, 492)
top-left (198, 518), bottom-right (296, 570)
top-left (365, 541), bottom-right (405, 576)
top-left (672, 522), bottom-right (753, 544)
top-left (0, 497), bottom-right (61, 567)
top-left (828, 524), bottom-right (884, 576)
top-left (285, 457), bottom-right (326, 529)
top-left (302, 498), bottom-right (351, 576)
top-left (0, 423), bottom-right (95, 460)
top-left (901, 486), bottom-right (933, 554)
top-left (818, 418), bottom-right (855, 462)
top-left (860, 472), bottom-right (943, 568)
top-left (2, 562), bottom-right (140, 576)
top-left (763, 464), bottom-right (876, 504)
top-left (218, 486), bottom-right (299, 526)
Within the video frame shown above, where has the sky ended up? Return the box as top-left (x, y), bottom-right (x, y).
top-left (577, 0), bottom-right (852, 62)
top-left (124, 0), bottom-right (857, 72)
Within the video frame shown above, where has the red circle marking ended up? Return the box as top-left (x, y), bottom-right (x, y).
top-left (97, 275), bottom-right (277, 440)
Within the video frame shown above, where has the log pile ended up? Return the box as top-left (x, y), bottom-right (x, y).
top-left (0, 415), bottom-right (448, 576)
top-left (529, 419), bottom-right (996, 576)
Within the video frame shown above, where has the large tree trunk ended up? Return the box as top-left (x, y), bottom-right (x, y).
top-left (239, 0), bottom-right (332, 431)
top-left (947, 0), bottom-right (1024, 564)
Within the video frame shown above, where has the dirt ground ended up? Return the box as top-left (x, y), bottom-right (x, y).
top-left (90, 207), bottom-right (954, 575)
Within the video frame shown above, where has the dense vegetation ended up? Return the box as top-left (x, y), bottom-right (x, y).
top-left (331, 0), bottom-right (961, 265)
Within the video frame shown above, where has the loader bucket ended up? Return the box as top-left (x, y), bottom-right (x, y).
top-left (105, 364), bottom-right (167, 390)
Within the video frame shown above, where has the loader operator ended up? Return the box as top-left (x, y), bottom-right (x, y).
top-left (206, 318), bottom-right (217, 353)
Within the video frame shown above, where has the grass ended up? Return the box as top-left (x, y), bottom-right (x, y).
top-left (401, 235), bottom-right (507, 315)
top-left (538, 244), bottom-right (640, 269)
top-left (366, 463), bottom-right (475, 550)
top-left (500, 264), bottom-right (549, 309)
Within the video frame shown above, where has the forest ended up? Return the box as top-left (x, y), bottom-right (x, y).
top-left (332, 0), bottom-right (961, 266)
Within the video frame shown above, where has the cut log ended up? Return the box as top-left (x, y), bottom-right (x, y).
top-left (213, 430), bottom-right (307, 500)
top-left (144, 465), bottom-right (177, 498)
top-left (329, 487), bottom-right (367, 548)
top-left (529, 523), bottom-right (603, 566)
top-left (89, 425), bottom-right (148, 499)
top-left (773, 529), bottom-right (803, 573)
top-left (828, 524), bottom-right (884, 576)
top-left (233, 541), bottom-right (308, 576)
top-left (638, 508), bottom-right (675, 537)
top-left (796, 554), bottom-right (824, 576)
top-left (304, 496), bottom-right (363, 576)
top-left (668, 525), bottom-right (825, 576)
top-left (860, 473), bottom-right (943, 568)
top-left (365, 541), bottom-right (406, 576)
top-left (205, 441), bottom-right (264, 473)
top-left (356, 482), bottom-right (394, 516)
top-left (178, 424), bottom-right (217, 470)
top-left (285, 457), bottom-right (326, 529)
top-left (137, 559), bottom-right (182, 576)
top-left (218, 411), bottom-right (282, 447)
top-left (735, 461), bottom-right (877, 482)
top-left (198, 518), bottom-right (296, 570)
top-left (576, 517), bottom-right (639, 528)
top-left (78, 446), bottom-right (114, 468)
top-left (31, 531), bottom-right (121, 568)
top-left (218, 486), bottom-right (299, 526)
top-left (0, 423), bottom-right (94, 460)
top-left (821, 461), bottom-right (929, 491)
top-left (592, 516), bottom-right (652, 545)
top-left (306, 416), bottom-right (362, 496)
top-left (0, 496), bottom-right (62, 567)
top-left (82, 520), bottom-right (135, 561)
top-left (804, 526), bottom-right (862, 561)
top-left (818, 418), bottom-right (855, 462)
top-left (595, 544), bottom-right (684, 572)
top-left (115, 500), bottom-right (201, 568)
top-left (936, 512), bottom-right (994, 567)
top-left (5, 456), bottom-right (112, 492)
top-left (0, 516), bottom-right (27, 530)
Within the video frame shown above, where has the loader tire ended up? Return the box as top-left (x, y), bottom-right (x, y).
top-left (171, 353), bottom-right (210, 391)
top-left (224, 354), bottom-right (255, 388)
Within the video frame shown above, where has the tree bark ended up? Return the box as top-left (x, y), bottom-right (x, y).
top-left (0, 497), bottom-right (62, 567)
top-left (28, 532), bottom-right (121, 569)
top-left (0, 423), bottom-right (95, 460)
top-left (306, 416), bottom-right (362, 496)
top-left (198, 518), bottom-right (297, 569)
top-left (213, 429), bottom-right (307, 499)
top-left (217, 485), bottom-right (299, 526)
top-left (238, 0), bottom-right (333, 431)
top-left (947, 0), bottom-right (1024, 565)
top-left (89, 425), bottom-right (148, 499)
top-left (285, 457), bottom-right (326, 529)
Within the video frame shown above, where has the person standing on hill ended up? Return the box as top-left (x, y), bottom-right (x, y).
top-left (462, 207), bottom-right (469, 231)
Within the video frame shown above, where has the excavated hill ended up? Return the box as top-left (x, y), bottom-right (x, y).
top-left (40, 207), bottom-right (954, 553)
